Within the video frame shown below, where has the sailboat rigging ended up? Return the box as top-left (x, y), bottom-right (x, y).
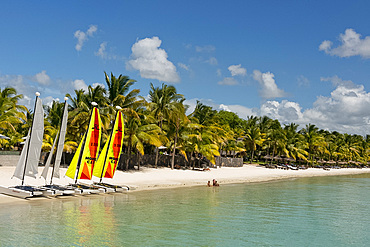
top-left (65, 102), bottom-right (104, 194)
top-left (40, 97), bottom-right (75, 196)
top-left (93, 106), bottom-right (128, 192)
top-left (0, 92), bottom-right (47, 198)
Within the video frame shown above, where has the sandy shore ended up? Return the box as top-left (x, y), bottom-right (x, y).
top-left (1, 165), bottom-right (370, 205)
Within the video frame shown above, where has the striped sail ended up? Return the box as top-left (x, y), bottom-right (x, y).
top-left (93, 111), bottom-right (124, 179)
top-left (65, 107), bottom-right (102, 180)
top-left (13, 96), bottom-right (44, 180)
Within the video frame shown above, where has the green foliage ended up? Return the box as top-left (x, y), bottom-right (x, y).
top-left (3, 74), bottom-right (370, 169)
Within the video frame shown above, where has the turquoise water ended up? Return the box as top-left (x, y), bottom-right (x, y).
top-left (1, 174), bottom-right (370, 246)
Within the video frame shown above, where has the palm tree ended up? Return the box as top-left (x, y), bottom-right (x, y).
top-left (266, 120), bottom-right (287, 163)
top-left (243, 126), bottom-right (264, 164)
top-left (148, 83), bottom-right (184, 168)
top-left (104, 72), bottom-right (142, 117)
top-left (188, 100), bottom-right (216, 126)
top-left (284, 123), bottom-right (308, 162)
top-left (0, 87), bottom-right (27, 134)
top-left (167, 101), bottom-right (188, 169)
top-left (66, 86), bottom-right (108, 141)
top-left (300, 124), bottom-right (324, 166)
top-left (123, 111), bottom-right (162, 170)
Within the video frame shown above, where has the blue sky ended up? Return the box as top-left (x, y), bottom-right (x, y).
top-left (1, 1), bottom-right (370, 135)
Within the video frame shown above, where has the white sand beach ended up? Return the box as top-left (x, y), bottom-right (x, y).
top-left (1, 165), bottom-right (370, 205)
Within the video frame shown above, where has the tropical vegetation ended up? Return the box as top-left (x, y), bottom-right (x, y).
top-left (0, 72), bottom-right (369, 170)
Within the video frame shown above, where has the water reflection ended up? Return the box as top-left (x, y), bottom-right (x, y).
top-left (0, 174), bottom-right (370, 246)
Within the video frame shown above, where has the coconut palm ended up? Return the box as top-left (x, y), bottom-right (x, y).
top-left (284, 123), bottom-right (308, 161)
top-left (104, 72), bottom-right (142, 117)
top-left (0, 87), bottom-right (27, 134)
top-left (243, 126), bottom-right (265, 164)
top-left (148, 83), bottom-right (184, 168)
top-left (123, 111), bottom-right (162, 170)
top-left (300, 124), bottom-right (325, 166)
top-left (265, 120), bottom-right (288, 163)
top-left (188, 100), bottom-right (216, 126)
top-left (167, 101), bottom-right (188, 169)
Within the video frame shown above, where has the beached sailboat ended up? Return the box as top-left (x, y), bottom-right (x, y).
top-left (40, 98), bottom-right (75, 196)
top-left (0, 92), bottom-right (47, 198)
top-left (65, 102), bottom-right (104, 194)
top-left (93, 107), bottom-right (128, 192)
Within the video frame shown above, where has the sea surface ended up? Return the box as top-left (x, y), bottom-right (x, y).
top-left (0, 174), bottom-right (370, 247)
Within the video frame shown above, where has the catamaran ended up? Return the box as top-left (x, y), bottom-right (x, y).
top-left (0, 92), bottom-right (49, 198)
top-left (39, 98), bottom-right (75, 196)
top-left (65, 102), bottom-right (105, 194)
top-left (93, 107), bottom-right (129, 192)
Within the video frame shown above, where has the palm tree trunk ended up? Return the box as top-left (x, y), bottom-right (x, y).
top-left (155, 119), bottom-right (163, 168)
top-left (137, 151), bottom-right (141, 170)
top-left (126, 144), bottom-right (131, 171)
top-left (250, 150), bottom-right (254, 164)
top-left (171, 128), bottom-right (178, 170)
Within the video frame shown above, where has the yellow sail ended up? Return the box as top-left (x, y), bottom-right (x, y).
top-left (93, 111), bottom-right (124, 179)
top-left (66, 108), bottom-right (102, 180)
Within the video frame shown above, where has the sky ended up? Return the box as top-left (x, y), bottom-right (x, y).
top-left (1, 1), bottom-right (370, 135)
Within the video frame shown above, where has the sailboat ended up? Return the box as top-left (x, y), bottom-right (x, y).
top-left (39, 98), bottom-right (75, 196)
top-left (0, 92), bottom-right (48, 198)
top-left (93, 107), bottom-right (128, 192)
top-left (65, 102), bottom-right (105, 194)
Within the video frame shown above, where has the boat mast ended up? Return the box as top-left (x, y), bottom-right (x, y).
top-left (50, 97), bottom-right (68, 185)
top-left (99, 106), bottom-right (121, 182)
top-left (21, 92), bottom-right (40, 186)
top-left (74, 102), bottom-right (98, 184)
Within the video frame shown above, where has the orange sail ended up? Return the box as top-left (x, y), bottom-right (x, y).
top-left (66, 107), bottom-right (102, 180)
top-left (93, 111), bottom-right (124, 179)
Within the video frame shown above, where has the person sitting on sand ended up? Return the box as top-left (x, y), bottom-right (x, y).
top-left (207, 181), bottom-right (212, 187)
top-left (213, 179), bottom-right (219, 186)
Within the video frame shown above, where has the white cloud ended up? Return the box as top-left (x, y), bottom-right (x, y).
top-left (127, 36), bottom-right (180, 83)
top-left (32, 70), bottom-right (50, 85)
top-left (297, 75), bottom-right (310, 87)
top-left (43, 96), bottom-right (59, 107)
top-left (320, 75), bottom-right (356, 88)
top-left (256, 76), bottom-right (370, 135)
top-left (95, 42), bottom-right (121, 60)
top-left (319, 29), bottom-right (370, 58)
top-left (92, 82), bottom-right (105, 89)
top-left (319, 40), bottom-right (332, 52)
top-left (228, 64), bottom-right (247, 76)
top-left (253, 70), bottom-right (287, 99)
top-left (195, 45), bottom-right (215, 53)
top-left (72, 79), bottom-right (88, 92)
top-left (206, 57), bottom-right (218, 65)
top-left (178, 63), bottom-right (190, 71)
top-left (218, 77), bottom-right (238, 86)
top-left (259, 100), bottom-right (304, 124)
top-left (184, 98), bottom-right (255, 118)
top-left (95, 42), bottom-right (107, 59)
top-left (216, 69), bottom-right (222, 77)
top-left (74, 25), bottom-right (98, 51)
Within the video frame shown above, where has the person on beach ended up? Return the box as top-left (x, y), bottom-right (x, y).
top-left (213, 179), bottom-right (219, 186)
top-left (207, 181), bottom-right (212, 187)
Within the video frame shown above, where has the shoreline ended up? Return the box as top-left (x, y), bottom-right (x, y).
top-left (1, 164), bottom-right (370, 205)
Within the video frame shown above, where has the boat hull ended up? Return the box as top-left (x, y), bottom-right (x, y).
top-left (94, 182), bottom-right (129, 192)
top-left (0, 185), bottom-right (42, 198)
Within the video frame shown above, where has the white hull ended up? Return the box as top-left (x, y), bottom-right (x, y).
top-left (0, 185), bottom-right (42, 199)
top-left (69, 184), bottom-right (103, 194)
top-left (92, 184), bottom-right (115, 193)
top-left (94, 182), bottom-right (129, 192)
top-left (41, 185), bottom-right (76, 196)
